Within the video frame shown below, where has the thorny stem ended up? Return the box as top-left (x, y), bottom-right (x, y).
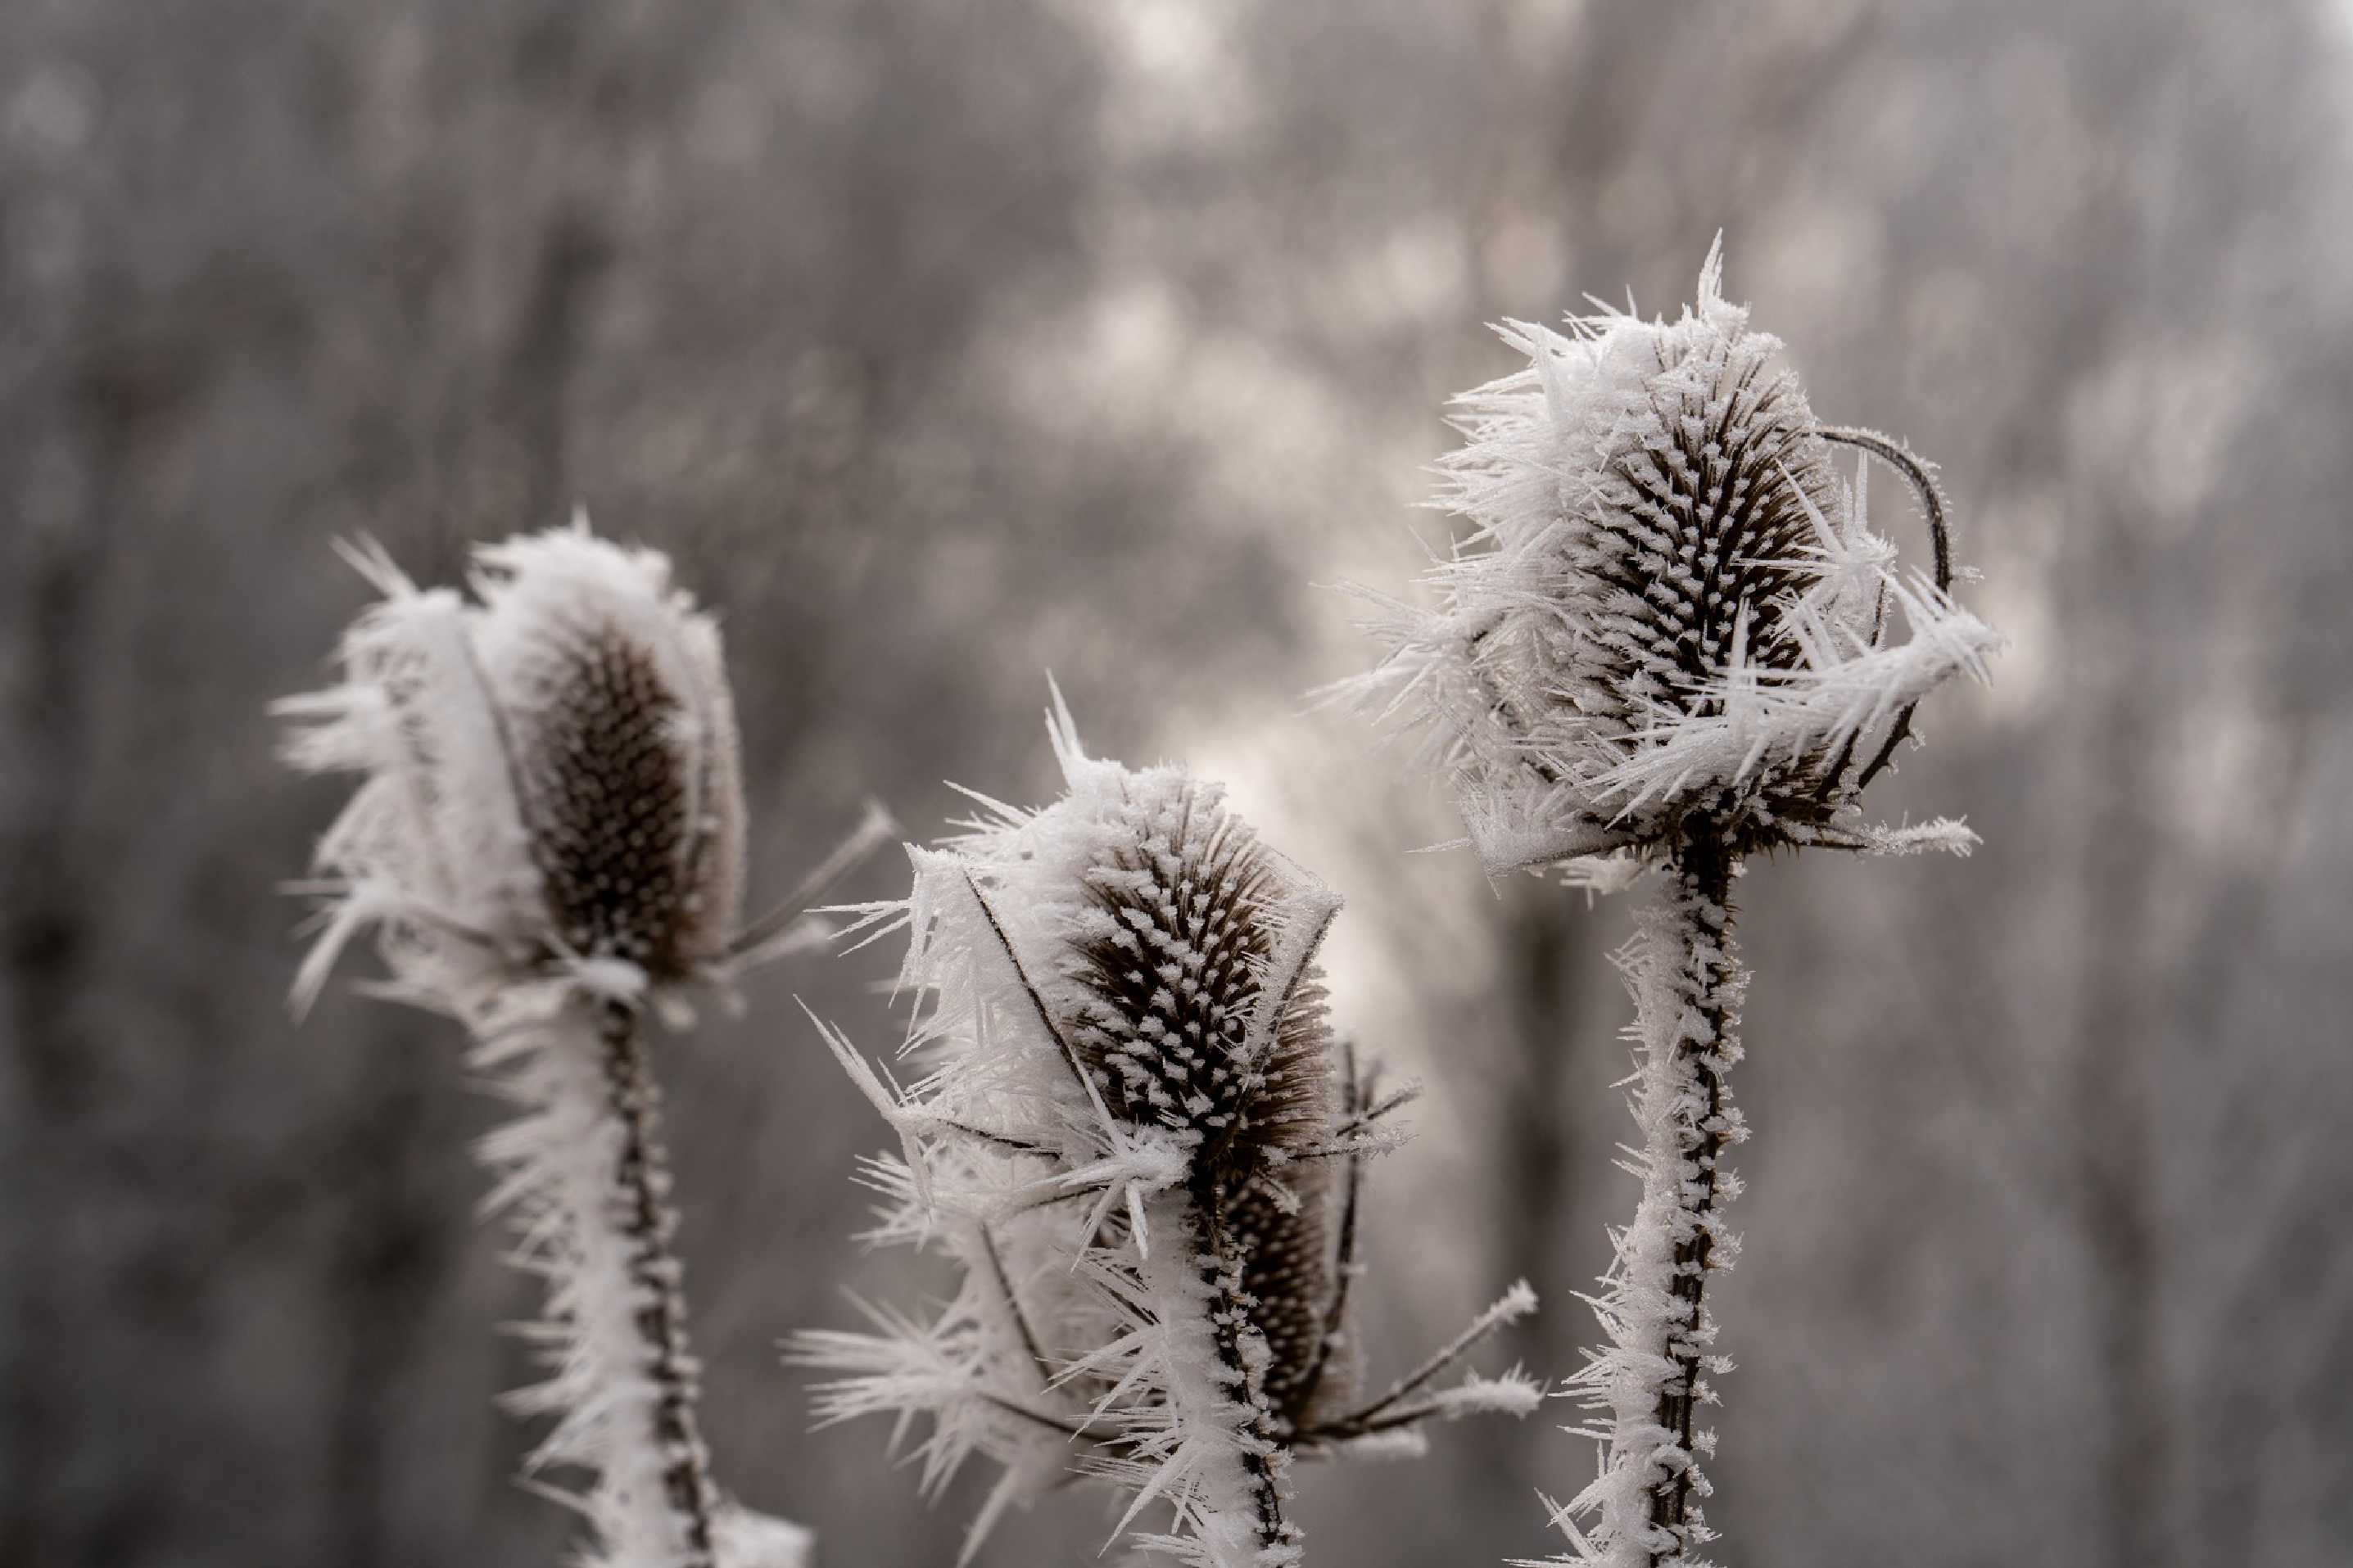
top-left (1583, 832), bottom-right (1747, 1565)
top-left (598, 1001), bottom-right (721, 1568)
top-left (1645, 836), bottom-right (1740, 1557)
top-left (1184, 1186), bottom-right (1299, 1566)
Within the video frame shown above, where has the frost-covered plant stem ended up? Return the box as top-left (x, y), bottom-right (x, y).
top-left (593, 1000), bottom-right (721, 1567)
top-left (1582, 836), bottom-right (1747, 1565)
top-left (1139, 1187), bottom-right (1301, 1566)
top-left (486, 985), bottom-right (725, 1568)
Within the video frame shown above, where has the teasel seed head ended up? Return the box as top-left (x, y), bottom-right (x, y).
top-left (1338, 241), bottom-right (1999, 875)
top-left (473, 529), bottom-right (745, 980)
top-left (799, 696), bottom-right (1543, 1563)
top-left (858, 692), bottom-right (1350, 1351)
top-left (1054, 772), bottom-right (1335, 1186)
top-left (278, 518), bottom-right (753, 1013)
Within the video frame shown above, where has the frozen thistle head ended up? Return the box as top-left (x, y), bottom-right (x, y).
top-left (800, 696), bottom-right (1540, 1561)
top-left (1342, 242), bottom-right (1999, 874)
top-left (277, 519), bottom-right (751, 1014)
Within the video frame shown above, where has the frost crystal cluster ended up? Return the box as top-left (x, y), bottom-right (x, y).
top-left (801, 698), bottom-right (1540, 1568)
top-left (279, 522), bottom-right (816, 1568)
top-left (1346, 243), bottom-right (1998, 876)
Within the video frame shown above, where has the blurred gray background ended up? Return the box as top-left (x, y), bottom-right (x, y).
top-left (4, 1), bottom-right (2350, 1564)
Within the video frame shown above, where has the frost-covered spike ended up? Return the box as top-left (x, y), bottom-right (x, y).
top-left (1339, 245), bottom-right (1998, 873)
top-left (801, 703), bottom-right (1536, 1566)
top-left (1852, 816), bottom-right (1980, 856)
top-left (1422, 1367), bottom-right (1550, 1421)
top-left (275, 523), bottom-right (870, 1568)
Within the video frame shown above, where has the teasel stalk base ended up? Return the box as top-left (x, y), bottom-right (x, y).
top-left (491, 992), bottom-right (723, 1568)
top-left (597, 1001), bottom-right (721, 1568)
top-left (1130, 1188), bottom-right (1303, 1568)
top-left (1568, 832), bottom-right (1748, 1567)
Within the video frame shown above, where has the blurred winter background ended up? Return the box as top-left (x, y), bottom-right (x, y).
top-left (4, 0), bottom-right (2350, 1564)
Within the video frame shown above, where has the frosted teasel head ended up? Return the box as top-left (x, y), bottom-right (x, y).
top-left (278, 520), bottom-right (808, 1014)
top-left (1342, 242), bottom-right (1999, 874)
top-left (800, 697), bottom-right (1540, 1559)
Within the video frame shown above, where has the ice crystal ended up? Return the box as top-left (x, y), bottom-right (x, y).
top-left (799, 694), bottom-right (1540, 1567)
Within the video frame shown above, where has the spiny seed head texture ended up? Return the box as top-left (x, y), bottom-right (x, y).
top-left (801, 702), bottom-right (1388, 1557)
top-left (278, 521), bottom-right (746, 1011)
top-left (1056, 785), bottom-right (1333, 1185)
top-left (1342, 242), bottom-right (1998, 874)
top-left (1058, 807), bottom-right (1345, 1426)
top-left (1527, 280), bottom-right (1839, 732)
top-left (474, 531), bottom-right (745, 979)
top-left (1227, 1090), bottom-right (1340, 1422)
top-left (995, 743), bottom-right (1349, 1430)
top-left (903, 702), bottom-right (1345, 1378)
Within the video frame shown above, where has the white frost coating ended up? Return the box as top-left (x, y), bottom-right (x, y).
top-left (278, 522), bottom-right (835, 1568)
top-left (1538, 871), bottom-right (1746, 1568)
top-left (798, 698), bottom-right (1540, 1566)
top-left (1103, 1192), bottom-right (1303, 1568)
top-left (713, 1504), bottom-right (815, 1568)
top-left (481, 983), bottom-right (722, 1568)
top-left (1332, 242), bottom-right (1998, 876)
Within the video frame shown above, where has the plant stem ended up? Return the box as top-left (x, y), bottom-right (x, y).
top-left (1644, 838), bottom-right (1740, 1554)
top-left (1138, 1189), bottom-right (1301, 1567)
top-left (1581, 834), bottom-right (1747, 1566)
top-left (597, 1001), bottom-right (720, 1568)
top-left (1197, 1202), bottom-right (1294, 1560)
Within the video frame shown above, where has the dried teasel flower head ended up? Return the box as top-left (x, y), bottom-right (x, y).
top-left (799, 694), bottom-right (1540, 1566)
top-left (278, 518), bottom-right (774, 1014)
top-left (278, 524), bottom-right (869, 1566)
top-left (1338, 241), bottom-right (2000, 875)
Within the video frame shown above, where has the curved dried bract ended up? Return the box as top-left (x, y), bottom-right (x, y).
top-left (800, 696), bottom-right (1538, 1568)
